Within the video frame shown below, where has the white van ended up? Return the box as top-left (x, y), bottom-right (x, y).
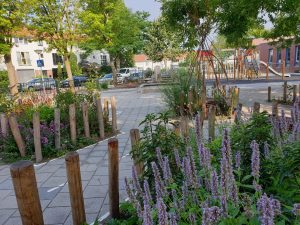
top-left (117, 68), bottom-right (140, 82)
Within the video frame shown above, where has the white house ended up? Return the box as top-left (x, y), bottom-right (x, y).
top-left (133, 54), bottom-right (185, 71)
top-left (0, 37), bottom-right (110, 83)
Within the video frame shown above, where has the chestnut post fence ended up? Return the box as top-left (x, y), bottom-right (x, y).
top-left (208, 105), bottom-right (216, 140)
top-left (108, 138), bottom-right (120, 218)
top-left (82, 102), bottom-right (90, 138)
top-left (283, 81), bottom-right (287, 102)
top-left (10, 160), bottom-right (44, 225)
top-left (96, 98), bottom-right (105, 139)
top-left (253, 102), bottom-right (260, 113)
top-left (103, 98), bottom-right (109, 126)
top-left (293, 85), bottom-right (297, 102)
top-left (33, 112), bottom-right (43, 163)
top-left (8, 114), bottom-right (26, 157)
top-left (54, 108), bottom-right (61, 149)
top-left (174, 121), bottom-right (180, 136)
top-left (65, 152), bottom-right (86, 225)
top-left (268, 86), bottom-right (271, 102)
top-left (0, 113), bottom-right (8, 137)
top-left (69, 104), bottom-right (77, 144)
top-left (130, 129), bottom-right (143, 176)
top-left (111, 96), bottom-right (117, 133)
top-left (234, 103), bottom-right (243, 124)
top-left (272, 101), bottom-right (279, 117)
top-left (180, 116), bottom-right (189, 139)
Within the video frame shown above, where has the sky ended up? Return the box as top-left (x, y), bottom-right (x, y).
top-left (124, 0), bottom-right (161, 20)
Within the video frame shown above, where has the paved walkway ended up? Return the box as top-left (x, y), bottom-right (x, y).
top-left (0, 89), bottom-right (164, 225)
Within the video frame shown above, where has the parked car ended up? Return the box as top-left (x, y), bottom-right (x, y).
top-left (126, 72), bottom-right (144, 82)
top-left (97, 73), bottom-right (113, 83)
top-left (60, 76), bottom-right (88, 88)
top-left (117, 68), bottom-right (140, 80)
top-left (19, 78), bottom-right (56, 91)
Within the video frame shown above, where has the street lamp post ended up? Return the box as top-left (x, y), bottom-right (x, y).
top-left (34, 49), bottom-right (46, 93)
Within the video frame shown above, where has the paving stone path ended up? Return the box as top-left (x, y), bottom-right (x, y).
top-left (0, 89), bottom-right (164, 225)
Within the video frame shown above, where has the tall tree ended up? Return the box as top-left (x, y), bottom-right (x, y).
top-left (0, 0), bottom-right (30, 95)
top-left (80, 0), bottom-right (148, 84)
top-left (144, 17), bottom-right (182, 68)
top-left (29, 0), bottom-right (82, 92)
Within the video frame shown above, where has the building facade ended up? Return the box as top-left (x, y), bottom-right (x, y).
top-left (253, 38), bottom-right (300, 74)
top-left (0, 38), bottom-right (110, 83)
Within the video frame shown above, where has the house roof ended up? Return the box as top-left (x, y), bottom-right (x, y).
top-left (134, 54), bottom-right (149, 62)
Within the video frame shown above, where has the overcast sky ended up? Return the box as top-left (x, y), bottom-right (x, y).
top-left (124, 0), bottom-right (161, 20)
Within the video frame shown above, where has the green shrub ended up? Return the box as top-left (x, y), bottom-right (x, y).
top-left (0, 71), bottom-right (9, 94)
top-left (100, 82), bottom-right (109, 90)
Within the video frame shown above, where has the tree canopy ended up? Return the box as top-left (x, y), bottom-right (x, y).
top-left (143, 17), bottom-right (183, 64)
top-left (80, 0), bottom-right (148, 83)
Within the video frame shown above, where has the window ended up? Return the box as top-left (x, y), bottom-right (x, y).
top-left (100, 55), bottom-right (107, 65)
top-left (38, 40), bottom-right (43, 46)
top-left (276, 48), bottom-right (281, 66)
top-left (16, 52), bottom-right (31, 66)
top-left (52, 53), bottom-right (63, 65)
top-left (295, 45), bottom-right (300, 66)
top-left (40, 53), bottom-right (44, 59)
top-left (268, 49), bottom-right (273, 66)
top-left (286, 48), bottom-right (291, 66)
top-left (16, 38), bottom-right (28, 45)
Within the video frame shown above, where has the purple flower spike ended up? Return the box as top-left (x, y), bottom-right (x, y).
top-left (257, 193), bottom-right (276, 225)
top-left (132, 166), bottom-right (142, 195)
top-left (143, 199), bottom-right (153, 225)
top-left (263, 142), bottom-right (270, 159)
top-left (173, 149), bottom-right (181, 168)
top-left (271, 198), bottom-right (281, 216)
top-left (124, 177), bottom-right (134, 202)
top-left (292, 203), bottom-right (300, 216)
top-left (202, 206), bottom-right (222, 225)
top-left (151, 162), bottom-right (165, 199)
top-left (210, 169), bottom-right (219, 199)
top-left (156, 147), bottom-right (164, 169)
top-left (251, 140), bottom-right (260, 179)
top-left (169, 212), bottom-right (178, 225)
top-left (188, 213), bottom-right (196, 224)
top-left (143, 180), bottom-right (152, 204)
top-left (162, 156), bottom-right (172, 184)
top-left (235, 151), bottom-right (241, 170)
top-left (157, 198), bottom-right (169, 225)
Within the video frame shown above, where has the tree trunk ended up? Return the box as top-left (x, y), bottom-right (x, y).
top-left (111, 58), bottom-right (118, 86)
top-left (63, 55), bottom-right (75, 93)
top-left (4, 53), bottom-right (18, 96)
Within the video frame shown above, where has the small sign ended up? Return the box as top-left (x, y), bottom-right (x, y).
top-left (37, 59), bottom-right (44, 67)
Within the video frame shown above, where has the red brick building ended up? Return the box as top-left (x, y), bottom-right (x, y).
top-left (253, 38), bottom-right (300, 74)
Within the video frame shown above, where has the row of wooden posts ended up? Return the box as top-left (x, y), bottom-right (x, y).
top-left (10, 127), bottom-right (145, 225)
top-left (267, 82), bottom-right (300, 103)
top-left (0, 96), bottom-right (117, 163)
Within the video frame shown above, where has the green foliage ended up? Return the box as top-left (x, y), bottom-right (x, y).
top-left (106, 202), bottom-right (140, 225)
top-left (230, 111), bottom-right (275, 174)
top-left (57, 63), bottom-right (63, 80)
top-left (70, 52), bottom-right (82, 75)
top-left (144, 17), bottom-right (183, 63)
top-left (131, 112), bottom-right (185, 181)
top-left (100, 82), bottom-right (109, 90)
top-left (262, 141), bottom-right (300, 206)
top-left (161, 68), bottom-right (202, 116)
top-left (80, 0), bottom-right (149, 82)
top-left (0, 71), bottom-right (9, 93)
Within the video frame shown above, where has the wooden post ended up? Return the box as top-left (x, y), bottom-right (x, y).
top-left (96, 98), bottom-right (105, 139)
top-left (268, 86), bottom-right (272, 102)
top-left (82, 102), bottom-right (90, 138)
top-left (65, 152), bottom-right (86, 225)
top-left (282, 61), bottom-right (285, 80)
top-left (174, 121), bottom-right (180, 136)
top-left (283, 81), bottom-right (287, 103)
top-left (54, 108), bottom-right (61, 149)
top-left (266, 63), bottom-right (269, 80)
top-left (0, 113), bottom-right (8, 137)
top-left (293, 85), bottom-right (297, 102)
top-left (234, 103), bottom-right (243, 123)
top-left (69, 104), bottom-right (76, 144)
top-left (130, 129), bottom-right (143, 176)
top-left (10, 160), bottom-right (44, 225)
top-left (103, 98), bottom-right (109, 125)
top-left (272, 101), bottom-right (279, 117)
top-left (8, 115), bottom-right (26, 157)
top-left (253, 102), bottom-right (260, 113)
top-left (180, 116), bottom-right (189, 139)
top-left (33, 112), bottom-right (42, 163)
top-left (208, 105), bottom-right (216, 140)
top-left (108, 138), bottom-right (119, 218)
top-left (111, 96), bottom-right (117, 133)
top-left (188, 90), bottom-right (193, 115)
